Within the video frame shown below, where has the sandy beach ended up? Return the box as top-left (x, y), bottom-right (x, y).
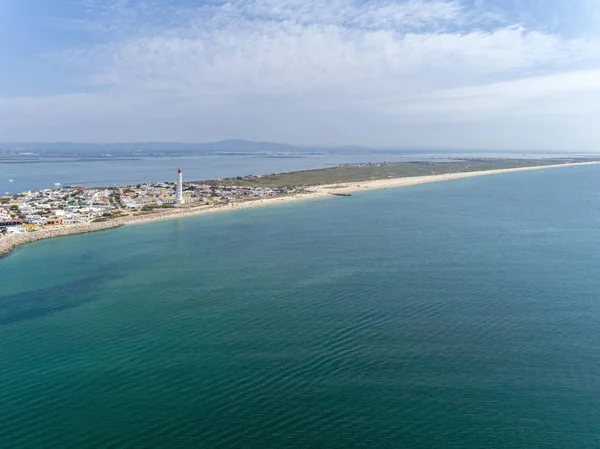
top-left (1, 160), bottom-right (598, 259)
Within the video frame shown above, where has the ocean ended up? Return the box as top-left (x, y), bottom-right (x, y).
top-left (2, 165), bottom-right (600, 447)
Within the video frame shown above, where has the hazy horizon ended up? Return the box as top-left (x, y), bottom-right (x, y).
top-left (1, 138), bottom-right (599, 154)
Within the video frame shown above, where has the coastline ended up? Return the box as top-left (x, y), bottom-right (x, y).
top-left (1, 161), bottom-right (598, 259)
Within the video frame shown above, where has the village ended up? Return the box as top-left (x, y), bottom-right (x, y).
top-left (0, 187), bottom-right (117, 235)
top-left (0, 172), bottom-right (298, 237)
top-left (118, 180), bottom-right (292, 209)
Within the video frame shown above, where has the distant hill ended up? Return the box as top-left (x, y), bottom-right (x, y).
top-left (0, 140), bottom-right (318, 153)
top-left (1, 139), bottom-right (591, 156)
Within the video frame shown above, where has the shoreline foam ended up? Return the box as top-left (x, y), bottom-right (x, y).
top-left (1, 161), bottom-right (598, 259)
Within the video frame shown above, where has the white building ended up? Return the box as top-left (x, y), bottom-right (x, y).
top-left (176, 168), bottom-right (183, 205)
top-left (5, 226), bottom-right (25, 235)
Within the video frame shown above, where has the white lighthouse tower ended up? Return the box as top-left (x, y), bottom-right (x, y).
top-left (176, 168), bottom-right (183, 205)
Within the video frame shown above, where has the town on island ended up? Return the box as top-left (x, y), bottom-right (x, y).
top-left (2, 158), bottom-right (600, 258)
top-left (1, 167), bottom-right (298, 234)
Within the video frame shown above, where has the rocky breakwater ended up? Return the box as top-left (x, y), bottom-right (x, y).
top-left (0, 220), bottom-right (124, 259)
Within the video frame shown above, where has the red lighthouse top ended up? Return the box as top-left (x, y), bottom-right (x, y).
top-left (178, 168), bottom-right (182, 174)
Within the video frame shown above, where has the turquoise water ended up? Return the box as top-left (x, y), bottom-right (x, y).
top-left (3, 166), bottom-right (600, 447)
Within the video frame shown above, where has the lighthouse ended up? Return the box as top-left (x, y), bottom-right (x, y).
top-left (176, 168), bottom-right (183, 205)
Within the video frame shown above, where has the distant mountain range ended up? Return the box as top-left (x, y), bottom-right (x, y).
top-left (0, 140), bottom-right (359, 153)
top-left (0, 140), bottom-right (580, 157)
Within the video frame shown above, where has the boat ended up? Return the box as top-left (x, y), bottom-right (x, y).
top-left (8, 179), bottom-right (13, 182)
top-left (54, 183), bottom-right (61, 186)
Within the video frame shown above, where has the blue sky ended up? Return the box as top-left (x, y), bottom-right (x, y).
top-left (0, 0), bottom-right (90, 96)
top-left (1, 0), bottom-right (600, 149)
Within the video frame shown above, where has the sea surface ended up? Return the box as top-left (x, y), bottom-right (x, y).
top-left (2, 165), bottom-right (600, 447)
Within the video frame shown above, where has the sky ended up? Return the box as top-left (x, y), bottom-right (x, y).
top-left (1, 0), bottom-right (600, 150)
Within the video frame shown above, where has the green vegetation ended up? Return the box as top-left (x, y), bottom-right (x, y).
top-left (203, 158), bottom-right (598, 188)
top-left (141, 204), bottom-right (175, 211)
top-left (91, 211), bottom-right (123, 222)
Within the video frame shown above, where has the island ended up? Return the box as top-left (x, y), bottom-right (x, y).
top-left (1, 158), bottom-right (599, 258)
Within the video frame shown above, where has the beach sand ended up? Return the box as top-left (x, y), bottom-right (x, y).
top-left (1, 161), bottom-right (598, 258)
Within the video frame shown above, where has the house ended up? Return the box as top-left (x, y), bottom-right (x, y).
top-left (62, 216), bottom-right (80, 225)
top-left (0, 218), bottom-right (23, 227)
top-left (27, 217), bottom-right (46, 226)
top-left (45, 216), bottom-right (63, 226)
top-left (5, 226), bottom-right (25, 235)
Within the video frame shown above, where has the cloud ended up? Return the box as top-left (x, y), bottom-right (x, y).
top-left (392, 69), bottom-right (600, 117)
top-left (2, 0), bottom-right (600, 149)
top-left (236, 0), bottom-right (465, 29)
